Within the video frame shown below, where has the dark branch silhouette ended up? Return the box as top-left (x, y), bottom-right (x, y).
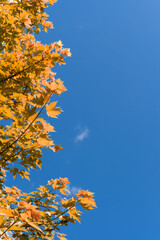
top-left (0, 56), bottom-right (44, 83)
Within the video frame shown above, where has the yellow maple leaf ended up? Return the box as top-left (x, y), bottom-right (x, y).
top-left (0, 208), bottom-right (14, 217)
top-left (37, 138), bottom-right (53, 147)
top-left (46, 102), bottom-right (62, 118)
top-left (20, 213), bottom-right (43, 233)
top-left (69, 208), bottom-right (81, 223)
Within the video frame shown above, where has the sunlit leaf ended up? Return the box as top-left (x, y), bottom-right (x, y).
top-left (46, 102), bottom-right (62, 118)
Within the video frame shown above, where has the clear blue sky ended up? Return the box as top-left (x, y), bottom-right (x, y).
top-left (9, 0), bottom-right (160, 239)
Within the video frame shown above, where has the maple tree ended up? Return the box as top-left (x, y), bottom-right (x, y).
top-left (0, 0), bottom-right (96, 239)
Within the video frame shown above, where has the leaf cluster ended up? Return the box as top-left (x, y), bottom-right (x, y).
top-left (0, 178), bottom-right (96, 240)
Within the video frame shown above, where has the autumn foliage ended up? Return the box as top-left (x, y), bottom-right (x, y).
top-left (0, 0), bottom-right (96, 239)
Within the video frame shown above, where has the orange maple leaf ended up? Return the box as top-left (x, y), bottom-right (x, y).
top-left (19, 201), bottom-right (41, 221)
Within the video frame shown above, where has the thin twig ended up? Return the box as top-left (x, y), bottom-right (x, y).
top-left (1, 149), bottom-right (21, 163)
top-left (53, 201), bottom-right (79, 222)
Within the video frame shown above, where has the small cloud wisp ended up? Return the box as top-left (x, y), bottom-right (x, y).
top-left (68, 185), bottom-right (81, 195)
top-left (75, 127), bottom-right (89, 142)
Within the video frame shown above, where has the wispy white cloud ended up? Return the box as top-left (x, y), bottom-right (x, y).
top-left (68, 185), bottom-right (81, 195)
top-left (75, 127), bottom-right (89, 142)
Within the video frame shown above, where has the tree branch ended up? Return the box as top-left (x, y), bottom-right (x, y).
top-left (0, 57), bottom-right (44, 83)
top-left (53, 201), bottom-right (79, 222)
top-left (0, 217), bottom-right (18, 238)
top-left (0, 92), bottom-right (52, 156)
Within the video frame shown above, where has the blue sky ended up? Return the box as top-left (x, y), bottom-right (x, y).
top-left (8, 0), bottom-right (160, 239)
